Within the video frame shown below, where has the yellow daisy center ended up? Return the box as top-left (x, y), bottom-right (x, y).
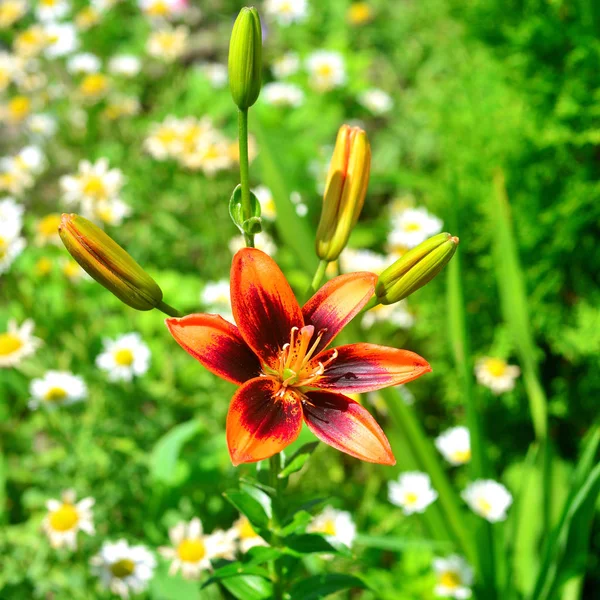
top-left (319, 519), bottom-right (337, 536)
top-left (147, 0), bottom-right (169, 16)
top-left (278, 1), bottom-right (293, 14)
top-left (38, 213), bottom-right (61, 237)
top-left (82, 174), bottom-right (107, 198)
top-left (348, 2), bottom-right (372, 25)
top-left (451, 449), bottom-right (471, 463)
top-left (44, 386), bottom-right (67, 402)
top-left (8, 95), bottom-right (31, 121)
top-left (0, 235), bottom-right (6, 258)
top-left (238, 518), bottom-right (258, 540)
top-left (176, 539), bottom-right (206, 563)
top-left (36, 257), bottom-right (53, 275)
top-left (76, 7), bottom-right (100, 28)
top-left (114, 348), bottom-right (134, 366)
top-left (110, 558), bottom-right (136, 578)
top-left (439, 570), bottom-right (461, 589)
top-left (40, 0), bottom-right (58, 6)
top-left (403, 492), bottom-right (419, 506)
top-left (157, 127), bottom-right (178, 144)
top-left (484, 358), bottom-right (507, 377)
top-left (80, 73), bottom-right (109, 97)
top-left (49, 504), bottom-right (79, 531)
top-left (403, 222), bottom-right (422, 232)
top-left (0, 332), bottom-right (23, 356)
top-left (316, 64), bottom-right (334, 78)
top-left (476, 497), bottom-right (492, 516)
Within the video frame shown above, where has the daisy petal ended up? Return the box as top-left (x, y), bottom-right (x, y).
top-left (303, 390), bottom-right (395, 465)
top-left (313, 343), bottom-right (431, 393)
top-left (230, 248), bottom-right (303, 368)
top-left (226, 377), bottom-right (302, 466)
top-left (166, 314), bottom-right (260, 384)
top-left (302, 272), bottom-right (377, 355)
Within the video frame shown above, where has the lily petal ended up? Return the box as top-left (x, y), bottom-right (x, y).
top-left (302, 272), bottom-right (377, 355)
top-left (313, 343), bottom-right (431, 393)
top-left (231, 248), bottom-right (304, 368)
top-left (227, 377), bottom-right (302, 465)
top-left (303, 390), bottom-right (395, 465)
top-left (166, 314), bottom-right (261, 385)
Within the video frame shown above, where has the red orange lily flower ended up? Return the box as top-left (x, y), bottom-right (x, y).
top-left (166, 248), bottom-right (430, 466)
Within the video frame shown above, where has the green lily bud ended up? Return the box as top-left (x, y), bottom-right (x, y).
top-left (228, 7), bottom-right (262, 110)
top-left (376, 232), bottom-right (459, 304)
top-left (59, 213), bottom-right (163, 311)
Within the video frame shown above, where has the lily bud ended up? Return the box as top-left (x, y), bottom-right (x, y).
top-left (228, 7), bottom-right (262, 110)
top-left (315, 124), bottom-right (371, 262)
top-left (59, 214), bottom-right (163, 311)
top-left (376, 232), bottom-right (459, 304)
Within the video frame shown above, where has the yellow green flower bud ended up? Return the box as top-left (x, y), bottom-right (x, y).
top-left (228, 7), bottom-right (262, 110)
top-left (59, 213), bottom-right (163, 311)
top-left (376, 232), bottom-right (459, 304)
top-left (315, 124), bottom-right (371, 262)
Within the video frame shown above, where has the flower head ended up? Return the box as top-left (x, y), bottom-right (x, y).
top-left (435, 426), bottom-right (471, 466)
top-left (167, 248), bottom-right (430, 465)
top-left (462, 479), bottom-right (512, 522)
top-left (43, 489), bottom-right (94, 549)
top-left (262, 82), bottom-right (304, 107)
top-left (228, 515), bottom-right (268, 554)
top-left (0, 319), bottom-right (41, 367)
top-left (388, 207), bottom-right (443, 251)
top-left (147, 25), bottom-right (189, 62)
top-left (96, 332), bottom-right (151, 382)
top-left (475, 357), bottom-right (520, 394)
top-left (264, 0), bottom-right (308, 25)
top-left (29, 370), bottom-right (87, 410)
top-left (307, 506), bottom-right (356, 548)
top-left (388, 471), bottom-right (438, 514)
top-left (358, 88), bottom-right (393, 115)
top-left (433, 555), bottom-right (474, 598)
top-left (91, 540), bottom-right (156, 598)
top-left (306, 51), bottom-right (346, 92)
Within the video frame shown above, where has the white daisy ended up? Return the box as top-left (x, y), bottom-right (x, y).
top-left (44, 22), bottom-right (79, 58)
top-left (0, 228), bottom-right (25, 274)
top-left (361, 301), bottom-right (415, 330)
top-left (307, 506), bottom-right (356, 548)
top-left (339, 248), bottom-right (388, 275)
top-left (159, 518), bottom-right (234, 580)
top-left (388, 471), bottom-right (438, 515)
top-left (200, 280), bottom-right (232, 321)
top-left (0, 319), bottom-right (41, 367)
top-left (67, 52), bottom-right (101, 75)
top-left (29, 370), bottom-right (87, 410)
top-left (15, 145), bottom-right (45, 174)
top-left (264, 0), bottom-right (308, 25)
top-left (139, 0), bottom-right (187, 19)
top-left (43, 489), bottom-right (95, 550)
top-left (262, 82), bottom-right (304, 107)
top-left (60, 158), bottom-right (124, 210)
top-left (146, 25), bottom-right (189, 62)
top-left (228, 515), bottom-right (268, 554)
top-left (96, 333), bottom-right (151, 382)
top-left (197, 62), bottom-right (227, 88)
top-left (435, 426), bottom-right (471, 466)
top-left (271, 52), bottom-right (300, 79)
top-left (358, 88), bottom-right (393, 115)
top-left (92, 197), bottom-right (132, 226)
top-left (306, 51), bottom-right (346, 92)
top-left (91, 540), bottom-right (156, 598)
top-left (180, 130), bottom-right (232, 175)
top-left (475, 357), bottom-right (520, 395)
top-left (0, 196), bottom-right (24, 235)
top-left (0, 51), bottom-right (19, 92)
top-left (0, 0), bottom-right (27, 29)
top-left (27, 113), bottom-right (58, 138)
top-left (388, 207), bottom-right (443, 251)
top-left (108, 54), bottom-right (141, 77)
top-left (252, 185), bottom-right (276, 220)
top-left (35, 213), bottom-right (61, 246)
top-left (0, 155), bottom-right (34, 195)
top-left (433, 555), bottom-right (474, 599)
top-left (36, 0), bottom-right (71, 22)
top-left (462, 480), bottom-right (512, 523)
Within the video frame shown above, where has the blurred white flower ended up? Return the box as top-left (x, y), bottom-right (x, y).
top-left (228, 515), bottom-right (268, 554)
top-left (358, 88), bottom-right (393, 115)
top-left (108, 54), bottom-right (141, 77)
top-left (67, 52), bottom-right (101, 75)
top-left (362, 301), bottom-right (415, 329)
top-left (29, 370), bottom-right (87, 410)
top-left (272, 52), bottom-right (300, 79)
top-left (13, 26), bottom-right (48, 58)
top-left (36, 0), bottom-right (71, 22)
top-left (262, 82), bottom-right (304, 107)
top-left (91, 540), bottom-right (156, 599)
top-left (462, 479), bottom-right (513, 522)
top-left (0, 52), bottom-right (20, 93)
top-left (388, 207), bottom-right (443, 251)
top-left (306, 51), bottom-right (346, 92)
top-left (181, 130), bottom-right (232, 175)
top-left (96, 333), bottom-right (151, 382)
top-left (0, 94), bottom-right (32, 125)
top-left (27, 113), bottom-right (58, 138)
top-left (252, 185), bottom-right (276, 220)
top-left (435, 426), bottom-right (471, 466)
top-left (388, 471), bottom-right (438, 515)
top-left (229, 231), bottom-right (277, 256)
top-left (15, 145), bottom-right (45, 174)
top-left (475, 357), bottom-right (520, 394)
top-left (147, 25), bottom-right (189, 62)
top-left (0, 0), bottom-right (27, 29)
top-left (264, 0), bottom-right (308, 25)
top-left (339, 248), bottom-right (388, 275)
top-left (0, 319), bottom-right (42, 367)
top-left (0, 228), bottom-right (25, 274)
top-left (200, 279), bottom-right (232, 322)
top-left (35, 213), bottom-right (62, 246)
top-left (93, 197), bottom-right (132, 226)
top-left (44, 23), bottom-right (79, 58)
top-left (144, 116), bottom-right (185, 160)
top-left (0, 155), bottom-right (33, 195)
top-left (43, 489), bottom-right (95, 550)
top-left (0, 196), bottom-right (24, 235)
top-left (307, 506), bottom-right (356, 548)
top-left (197, 62), bottom-right (227, 88)
top-left (139, 0), bottom-right (187, 19)
top-left (433, 555), bottom-right (474, 599)
top-left (159, 518), bottom-right (234, 580)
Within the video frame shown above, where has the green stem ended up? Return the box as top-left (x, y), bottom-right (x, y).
top-left (156, 300), bottom-right (182, 318)
top-left (359, 295), bottom-right (379, 314)
top-left (238, 108), bottom-right (254, 248)
top-left (308, 260), bottom-right (328, 294)
top-left (269, 454), bottom-right (284, 600)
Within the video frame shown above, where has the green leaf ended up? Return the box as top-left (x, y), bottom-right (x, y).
top-left (279, 442), bottom-right (318, 478)
top-left (283, 533), bottom-right (351, 557)
top-left (149, 420), bottom-right (203, 485)
top-left (224, 483), bottom-right (272, 531)
top-left (279, 510), bottom-right (313, 536)
top-left (221, 575), bottom-right (273, 600)
top-left (288, 574), bottom-right (368, 599)
top-left (229, 184), bottom-right (262, 235)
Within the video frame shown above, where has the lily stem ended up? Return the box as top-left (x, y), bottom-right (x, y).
top-left (269, 454), bottom-right (284, 600)
top-left (309, 260), bottom-right (328, 294)
top-left (156, 300), bottom-right (182, 318)
top-left (238, 108), bottom-right (255, 248)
